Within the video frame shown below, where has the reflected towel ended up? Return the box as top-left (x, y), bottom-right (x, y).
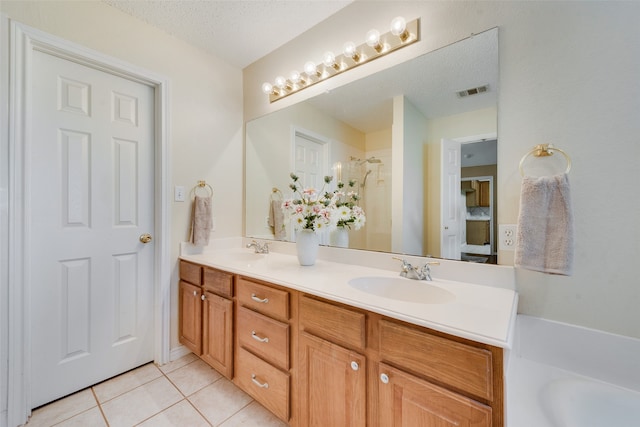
top-left (515, 173), bottom-right (574, 275)
top-left (190, 195), bottom-right (212, 247)
top-left (268, 200), bottom-right (286, 240)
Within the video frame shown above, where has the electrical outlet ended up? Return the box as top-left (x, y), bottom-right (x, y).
top-left (499, 224), bottom-right (517, 251)
top-left (174, 185), bottom-right (185, 202)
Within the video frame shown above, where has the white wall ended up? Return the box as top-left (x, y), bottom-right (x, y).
top-left (0, 0), bottom-right (244, 356)
top-left (243, 1), bottom-right (640, 340)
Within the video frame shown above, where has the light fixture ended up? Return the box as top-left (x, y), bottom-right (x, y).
top-left (304, 61), bottom-right (321, 78)
top-left (262, 16), bottom-right (420, 103)
top-left (322, 51), bottom-right (341, 71)
top-left (390, 16), bottom-right (409, 42)
top-left (365, 29), bottom-right (383, 53)
top-left (343, 41), bottom-right (361, 62)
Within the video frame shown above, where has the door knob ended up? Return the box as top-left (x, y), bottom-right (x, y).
top-left (139, 233), bottom-right (152, 244)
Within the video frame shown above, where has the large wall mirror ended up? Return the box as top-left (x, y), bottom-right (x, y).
top-left (246, 28), bottom-right (499, 264)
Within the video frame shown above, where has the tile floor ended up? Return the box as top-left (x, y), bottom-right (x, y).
top-left (24, 353), bottom-right (288, 427)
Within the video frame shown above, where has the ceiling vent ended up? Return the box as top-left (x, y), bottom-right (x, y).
top-left (456, 85), bottom-right (489, 98)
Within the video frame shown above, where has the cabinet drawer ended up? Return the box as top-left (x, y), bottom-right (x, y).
top-left (236, 347), bottom-right (290, 422)
top-left (237, 307), bottom-right (289, 370)
top-left (179, 260), bottom-right (201, 285)
top-left (203, 267), bottom-right (233, 298)
top-left (379, 319), bottom-right (493, 401)
top-left (237, 277), bottom-right (289, 321)
top-left (300, 295), bottom-right (366, 351)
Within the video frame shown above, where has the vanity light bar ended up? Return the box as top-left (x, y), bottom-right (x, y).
top-left (262, 17), bottom-right (420, 103)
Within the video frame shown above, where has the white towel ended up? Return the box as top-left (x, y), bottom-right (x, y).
top-left (268, 199), bottom-right (286, 240)
top-left (190, 195), bottom-right (212, 247)
top-left (515, 173), bottom-right (574, 275)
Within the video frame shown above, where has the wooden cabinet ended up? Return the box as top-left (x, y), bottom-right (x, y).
top-left (235, 277), bottom-right (292, 423)
top-left (299, 332), bottom-right (366, 426)
top-left (464, 180), bottom-right (490, 207)
top-left (378, 363), bottom-right (491, 427)
top-left (178, 261), bottom-right (234, 379)
top-left (178, 261), bottom-right (505, 427)
top-left (179, 280), bottom-right (202, 355)
top-left (202, 290), bottom-right (233, 378)
top-left (467, 220), bottom-right (490, 246)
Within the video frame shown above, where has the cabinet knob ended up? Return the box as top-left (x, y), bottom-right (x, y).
top-left (380, 373), bottom-right (390, 384)
top-left (350, 361), bottom-right (359, 371)
top-left (201, 294), bottom-right (206, 301)
top-left (251, 374), bottom-right (269, 389)
top-left (251, 331), bottom-right (269, 343)
top-left (251, 293), bottom-right (269, 304)
top-left (192, 290), bottom-right (197, 297)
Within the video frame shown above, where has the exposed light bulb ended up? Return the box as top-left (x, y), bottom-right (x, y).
top-left (366, 29), bottom-right (383, 53)
top-left (390, 16), bottom-right (409, 42)
top-left (343, 41), bottom-right (361, 62)
top-left (274, 75), bottom-right (288, 90)
top-left (261, 82), bottom-right (274, 95)
top-left (290, 70), bottom-right (302, 85)
top-left (304, 61), bottom-right (319, 77)
top-left (323, 51), bottom-right (340, 70)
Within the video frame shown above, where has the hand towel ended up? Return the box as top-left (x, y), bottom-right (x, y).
top-left (190, 195), bottom-right (212, 247)
top-left (515, 173), bottom-right (574, 275)
top-left (268, 199), bottom-right (286, 240)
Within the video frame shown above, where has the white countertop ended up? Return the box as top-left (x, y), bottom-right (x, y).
top-left (180, 245), bottom-right (518, 349)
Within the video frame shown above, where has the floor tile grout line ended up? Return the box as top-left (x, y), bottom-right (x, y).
top-left (160, 358), bottom-right (217, 426)
top-left (216, 400), bottom-right (255, 427)
top-left (90, 387), bottom-right (110, 427)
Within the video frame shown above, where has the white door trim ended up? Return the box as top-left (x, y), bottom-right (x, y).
top-left (6, 20), bottom-right (171, 426)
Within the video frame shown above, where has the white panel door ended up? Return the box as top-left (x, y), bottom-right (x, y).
top-left (440, 139), bottom-right (462, 260)
top-left (293, 132), bottom-right (325, 190)
top-left (29, 50), bottom-right (155, 407)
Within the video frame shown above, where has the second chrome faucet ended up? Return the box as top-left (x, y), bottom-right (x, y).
top-left (246, 240), bottom-right (270, 254)
top-left (393, 257), bottom-right (440, 281)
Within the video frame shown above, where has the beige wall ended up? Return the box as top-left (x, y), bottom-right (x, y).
top-left (244, 1), bottom-right (640, 339)
top-left (1, 0), bottom-right (244, 349)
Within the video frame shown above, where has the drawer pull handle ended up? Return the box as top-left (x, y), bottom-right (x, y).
top-left (251, 294), bottom-right (269, 304)
top-left (251, 374), bottom-right (269, 389)
top-left (251, 331), bottom-right (269, 343)
top-left (351, 361), bottom-right (359, 371)
top-left (380, 373), bottom-right (390, 384)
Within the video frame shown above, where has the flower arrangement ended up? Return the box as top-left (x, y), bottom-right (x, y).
top-left (332, 180), bottom-right (366, 230)
top-left (281, 173), bottom-right (335, 232)
top-left (281, 173), bottom-right (366, 233)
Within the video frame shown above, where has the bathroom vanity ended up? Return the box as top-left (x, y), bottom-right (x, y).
top-left (179, 246), bottom-right (517, 426)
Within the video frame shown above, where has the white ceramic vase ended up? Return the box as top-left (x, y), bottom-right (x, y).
top-left (296, 229), bottom-right (319, 266)
top-left (330, 226), bottom-right (349, 248)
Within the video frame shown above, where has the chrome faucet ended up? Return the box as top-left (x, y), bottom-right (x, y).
top-left (393, 257), bottom-right (440, 281)
top-left (246, 240), bottom-right (269, 254)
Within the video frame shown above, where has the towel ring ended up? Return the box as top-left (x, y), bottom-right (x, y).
top-left (194, 180), bottom-right (213, 197)
top-left (271, 187), bottom-right (283, 200)
top-left (519, 144), bottom-right (572, 177)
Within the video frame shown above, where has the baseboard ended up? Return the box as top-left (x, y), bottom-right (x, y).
top-left (169, 345), bottom-right (192, 363)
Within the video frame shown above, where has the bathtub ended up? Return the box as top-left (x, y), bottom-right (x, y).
top-left (540, 377), bottom-right (640, 427)
top-left (507, 316), bottom-right (640, 427)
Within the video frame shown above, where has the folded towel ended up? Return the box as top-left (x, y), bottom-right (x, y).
top-left (190, 195), bottom-right (212, 247)
top-left (268, 199), bottom-right (286, 240)
top-left (515, 173), bottom-right (574, 275)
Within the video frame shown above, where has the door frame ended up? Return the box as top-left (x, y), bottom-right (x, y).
top-left (4, 20), bottom-right (171, 425)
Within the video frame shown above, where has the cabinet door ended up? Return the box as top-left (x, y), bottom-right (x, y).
top-left (202, 291), bottom-right (233, 379)
top-left (179, 280), bottom-right (202, 355)
top-left (378, 363), bottom-right (491, 427)
top-left (299, 332), bottom-right (366, 426)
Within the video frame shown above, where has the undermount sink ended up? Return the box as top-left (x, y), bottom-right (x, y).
top-left (348, 276), bottom-right (455, 304)
top-left (225, 252), bottom-right (268, 267)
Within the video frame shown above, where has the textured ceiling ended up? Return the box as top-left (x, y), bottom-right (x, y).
top-left (102, 0), bottom-right (353, 69)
